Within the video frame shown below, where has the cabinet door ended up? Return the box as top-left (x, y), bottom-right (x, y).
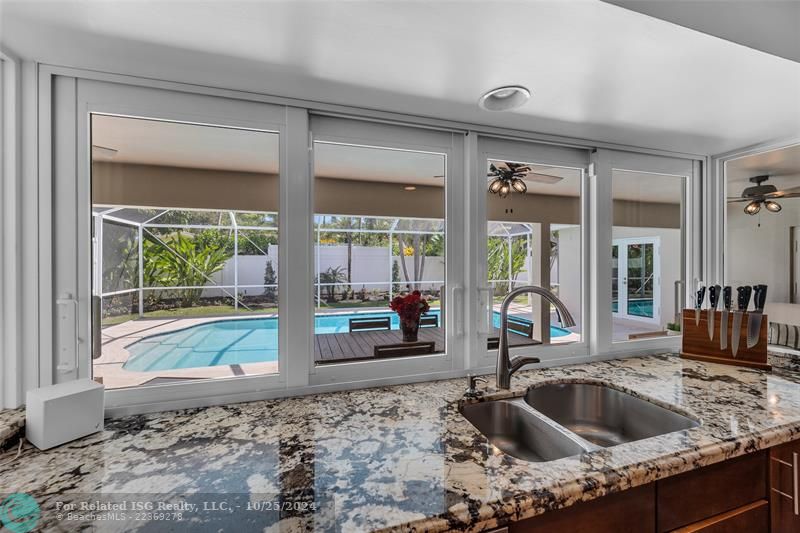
top-left (770, 440), bottom-right (800, 533)
top-left (509, 484), bottom-right (655, 533)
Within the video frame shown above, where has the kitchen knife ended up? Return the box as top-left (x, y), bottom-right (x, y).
top-left (695, 285), bottom-right (706, 327)
top-left (746, 285), bottom-right (768, 348)
top-left (720, 286), bottom-right (732, 350)
top-left (707, 285), bottom-right (721, 340)
top-left (731, 286), bottom-right (751, 357)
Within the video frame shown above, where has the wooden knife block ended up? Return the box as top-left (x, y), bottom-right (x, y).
top-left (680, 309), bottom-right (770, 370)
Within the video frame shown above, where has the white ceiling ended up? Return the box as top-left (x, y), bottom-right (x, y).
top-left (3, 0), bottom-right (799, 156)
top-left (726, 143), bottom-right (800, 197)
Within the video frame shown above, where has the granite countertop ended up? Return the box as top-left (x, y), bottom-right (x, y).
top-left (2, 353), bottom-right (800, 532)
top-left (0, 408), bottom-right (25, 450)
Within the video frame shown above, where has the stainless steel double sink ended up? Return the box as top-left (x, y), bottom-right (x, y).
top-left (460, 382), bottom-right (700, 462)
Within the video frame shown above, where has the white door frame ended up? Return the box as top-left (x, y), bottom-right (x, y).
top-left (592, 149), bottom-right (698, 354)
top-left (612, 236), bottom-right (661, 325)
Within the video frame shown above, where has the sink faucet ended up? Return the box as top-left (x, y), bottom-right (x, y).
top-left (496, 285), bottom-right (576, 389)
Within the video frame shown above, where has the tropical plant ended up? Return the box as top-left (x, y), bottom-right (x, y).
top-left (143, 231), bottom-right (233, 307)
top-left (396, 233), bottom-right (443, 288)
top-left (487, 237), bottom-right (528, 294)
top-left (317, 266), bottom-right (347, 303)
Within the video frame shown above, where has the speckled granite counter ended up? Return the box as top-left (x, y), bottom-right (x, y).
top-left (2, 354), bottom-right (800, 532)
top-left (0, 408), bottom-right (25, 450)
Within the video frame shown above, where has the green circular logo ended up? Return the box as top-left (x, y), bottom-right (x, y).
top-left (0, 493), bottom-right (41, 533)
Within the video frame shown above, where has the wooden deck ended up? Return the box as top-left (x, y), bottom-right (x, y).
top-left (314, 326), bottom-right (539, 363)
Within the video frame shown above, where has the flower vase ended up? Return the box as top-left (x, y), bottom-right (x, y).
top-left (401, 321), bottom-right (419, 342)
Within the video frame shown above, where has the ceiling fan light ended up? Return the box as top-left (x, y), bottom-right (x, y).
top-left (744, 201), bottom-right (761, 215)
top-left (489, 178), bottom-right (504, 193)
top-left (511, 178), bottom-right (527, 193)
top-left (764, 200), bottom-right (782, 213)
top-left (498, 183), bottom-right (511, 197)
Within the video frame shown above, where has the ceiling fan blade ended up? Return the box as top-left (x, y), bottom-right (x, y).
top-left (726, 198), bottom-right (751, 203)
top-left (493, 161), bottom-right (512, 172)
top-left (523, 172), bottom-right (564, 185)
top-left (779, 192), bottom-right (800, 199)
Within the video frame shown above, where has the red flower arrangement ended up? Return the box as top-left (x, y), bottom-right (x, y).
top-left (390, 290), bottom-right (430, 342)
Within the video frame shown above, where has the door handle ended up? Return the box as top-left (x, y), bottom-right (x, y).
top-left (794, 452), bottom-right (799, 516)
top-left (477, 286), bottom-right (493, 335)
top-left (92, 295), bottom-right (102, 360)
top-left (56, 294), bottom-right (79, 374)
top-left (450, 285), bottom-right (464, 337)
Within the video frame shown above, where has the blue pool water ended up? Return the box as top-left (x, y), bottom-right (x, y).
top-left (612, 299), bottom-right (654, 318)
top-left (124, 310), bottom-right (570, 372)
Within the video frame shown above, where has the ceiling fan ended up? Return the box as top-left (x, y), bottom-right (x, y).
top-left (487, 161), bottom-right (564, 197)
top-left (727, 175), bottom-right (800, 215)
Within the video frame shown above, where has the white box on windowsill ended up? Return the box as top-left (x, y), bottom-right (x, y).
top-left (26, 379), bottom-right (104, 450)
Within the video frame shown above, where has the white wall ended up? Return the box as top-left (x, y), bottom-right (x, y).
top-left (208, 245), bottom-right (445, 296)
top-left (727, 200), bottom-right (800, 304)
top-left (554, 226), bottom-right (582, 329)
top-left (556, 225), bottom-right (681, 330)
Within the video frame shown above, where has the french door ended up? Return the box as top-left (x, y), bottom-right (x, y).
top-left (612, 237), bottom-right (661, 324)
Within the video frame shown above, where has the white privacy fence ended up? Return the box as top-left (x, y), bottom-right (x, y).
top-left (93, 207), bottom-right (458, 319)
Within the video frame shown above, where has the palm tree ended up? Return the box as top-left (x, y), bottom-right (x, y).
top-left (317, 266), bottom-right (347, 303)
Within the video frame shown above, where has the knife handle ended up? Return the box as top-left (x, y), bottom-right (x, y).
top-left (723, 286), bottom-right (732, 310)
top-left (737, 286), bottom-right (752, 311)
top-left (753, 285), bottom-right (768, 312)
top-left (708, 285), bottom-right (720, 308)
top-left (696, 286), bottom-right (706, 308)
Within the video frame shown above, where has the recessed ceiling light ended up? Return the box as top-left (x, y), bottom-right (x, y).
top-left (404, 186), bottom-right (417, 191)
top-left (478, 86), bottom-right (531, 111)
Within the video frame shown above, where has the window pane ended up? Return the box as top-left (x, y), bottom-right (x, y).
top-left (487, 160), bottom-right (582, 345)
top-left (725, 145), bottom-right (800, 326)
top-left (313, 141), bottom-right (446, 364)
top-left (612, 169), bottom-right (684, 341)
top-left (91, 114), bottom-right (280, 389)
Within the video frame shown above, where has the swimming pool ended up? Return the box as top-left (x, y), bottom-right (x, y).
top-left (612, 299), bottom-right (654, 318)
top-left (124, 310), bottom-right (570, 372)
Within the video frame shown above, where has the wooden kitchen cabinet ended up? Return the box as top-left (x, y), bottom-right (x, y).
top-left (499, 446), bottom-right (780, 533)
top-left (490, 440), bottom-right (800, 533)
top-left (508, 484), bottom-right (655, 533)
top-left (657, 450), bottom-right (767, 532)
top-left (770, 439), bottom-right (800, 533)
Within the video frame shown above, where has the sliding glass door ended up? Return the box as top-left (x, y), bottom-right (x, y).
top-left (49, 77), bottom-right (292, 407)
top-left (47, 73), bottom-right (701, 411)
top-left (474, 137), bottom-right (589, 366)
top-left (594, 149), bottom-right (696, 347)
top-left (309, 116), bottom-right (465, 378)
